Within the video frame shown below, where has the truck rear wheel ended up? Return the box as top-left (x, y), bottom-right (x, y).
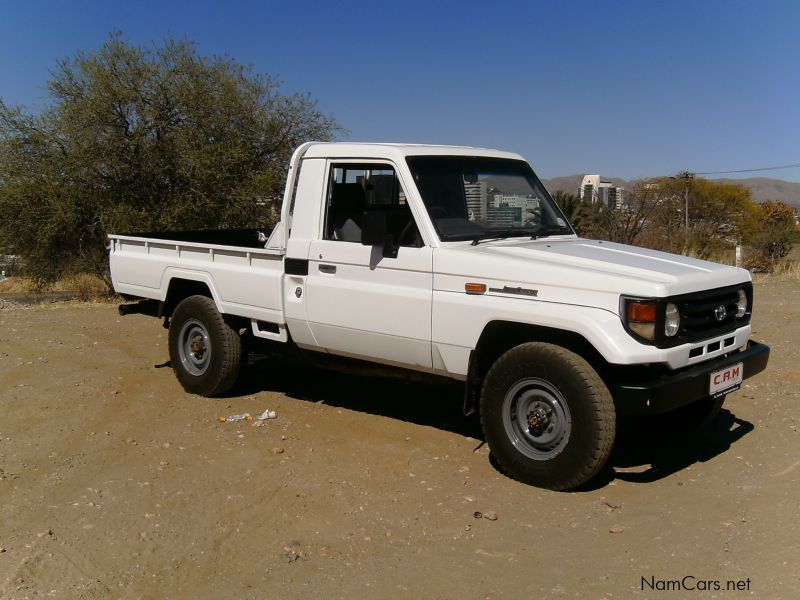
top-left (168, 295), bottom-right (242, 397)
top-left (480, 342), bottom-right (615, 491)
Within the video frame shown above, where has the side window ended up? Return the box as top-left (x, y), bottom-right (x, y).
top-left (323, 164), bottom-right (419, 246)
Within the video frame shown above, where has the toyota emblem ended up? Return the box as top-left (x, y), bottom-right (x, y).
top-left (714, 305), bottom-right (727, 321)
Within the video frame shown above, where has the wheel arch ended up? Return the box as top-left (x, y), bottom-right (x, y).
top-left (464, 320), bottom-right (612, 416)
top-left (162, 273), bottom-right (220, 318)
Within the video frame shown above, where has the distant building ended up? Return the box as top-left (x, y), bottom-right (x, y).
top-left (466, 183), bottom-right (540, 226)
top-left (490, 194), bottom-right (540, 226)
top-left (580, 174), bottom-right (624, 209)
top-left (486, 206), bottom-right (521, 227)
top-left (464, 182), bottom-right (488, 221)
top-left (492, 194), bottom-right (540, 210)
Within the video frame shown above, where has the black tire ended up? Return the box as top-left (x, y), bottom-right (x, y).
top-left (168, 295), bottom-right (242, 396)
top-left (480, 342), bottom-right (615, 491)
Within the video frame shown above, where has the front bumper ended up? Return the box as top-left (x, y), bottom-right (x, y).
top-left (613, 341), bottom-right (770, 415)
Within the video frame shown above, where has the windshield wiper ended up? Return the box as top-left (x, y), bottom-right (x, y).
top-left (529, 224), bottom-right (570, 240)
top-left (470, 229), bottom-right (531, 246)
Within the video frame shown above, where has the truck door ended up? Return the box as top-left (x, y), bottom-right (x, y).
top-left (305, 161), bottom-right (433, 369)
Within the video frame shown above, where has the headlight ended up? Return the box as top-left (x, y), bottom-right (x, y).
top-left (664, 302), bottom-right (680, 337)
top-left (736, 289), bottom-right (748, 318)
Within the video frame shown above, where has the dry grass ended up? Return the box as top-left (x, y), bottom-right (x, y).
top-left (0, 276), bottom-right (26, 294)
top-left (769, 260), bottom-right (800, 280)
top-left (52, 273), bottom-right (111, 301)
top-left (765, 244), bottom-right (800, 280)
top-left (684, 248), bottom-right (736, 266)
top-left (0, 273), bottom-right (113, 301)
top-left (683, 243), bottom-right (800, 279)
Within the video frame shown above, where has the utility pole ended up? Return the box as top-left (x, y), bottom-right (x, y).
top-left (675, 171), bottom-right (694, 233)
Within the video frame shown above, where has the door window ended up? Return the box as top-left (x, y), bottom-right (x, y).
top-left (323, 164), bottom-right (420, 246)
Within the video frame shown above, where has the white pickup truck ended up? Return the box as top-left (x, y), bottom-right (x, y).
top-left (110, 142), bottom-right (769, 490)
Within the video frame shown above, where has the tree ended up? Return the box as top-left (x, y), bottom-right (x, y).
top-left (0, 33), bottom-right (343, 288)
top-left (551, 190), bottom-right (596, 236)
top-left (744, 200), bottom-right (796, 270)
top-left (684, 179), bottom-right (753, 258)
top-left (641, 177), bottom-right (690, 253)
top-left (638, 177), bottom-right (755, 259)
top-left (591, 180), bottom-right (665, 246)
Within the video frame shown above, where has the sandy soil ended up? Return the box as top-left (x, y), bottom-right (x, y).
top-left (0, 278), bottom-right (798, 599)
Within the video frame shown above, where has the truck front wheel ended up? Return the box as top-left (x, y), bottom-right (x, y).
top-left (480, 342), bottom-right (615, 491)
top-left (168, 295), bottom-right (242, 397)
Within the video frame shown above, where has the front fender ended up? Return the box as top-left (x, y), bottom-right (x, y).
top-left (431, 291), bottom-right (663, 376)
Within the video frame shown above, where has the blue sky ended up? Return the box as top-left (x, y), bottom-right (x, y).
top-left (1, 0), bottom-right (798, 181)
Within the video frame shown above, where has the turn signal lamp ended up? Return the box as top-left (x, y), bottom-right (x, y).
top-left (627, 301), bottom-right (657, 340)
top-left (465, 283), bottom-right (487, 295)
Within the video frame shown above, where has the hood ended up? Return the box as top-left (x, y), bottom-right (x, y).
top-left (433, 237), bottom-right (751, 311)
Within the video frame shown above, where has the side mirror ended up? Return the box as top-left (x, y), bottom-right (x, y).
top-left (361, 211), bottom-right (386, 246)
top-left (361, 211), bottom-right (398, 258)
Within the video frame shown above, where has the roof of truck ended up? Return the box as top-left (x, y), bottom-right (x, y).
top-left (301, 142), bottom-right (526, 162)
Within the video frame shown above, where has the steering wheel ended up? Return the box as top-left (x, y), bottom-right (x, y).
top-left (398, 218), bottom-right (419, 247)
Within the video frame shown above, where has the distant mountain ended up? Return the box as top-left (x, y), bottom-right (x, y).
top-left (541, 175), bottom-right (800, 209)
top-left (487, 174), bottom-right (628, 196)
top-left (482, 174), bottom-right (531, 196)
top-left (540, 175), bottom-right (585, 195)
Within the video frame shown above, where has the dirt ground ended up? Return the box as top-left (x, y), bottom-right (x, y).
top-left (1, 278), bottom-right (798, 599)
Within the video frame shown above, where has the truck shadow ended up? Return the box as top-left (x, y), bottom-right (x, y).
top-left (236, 356), bottom-right (483, 440)
top-left (581, 410), bottom-right (755, 490)
top-left (236, 357), bottom-right (753, 488)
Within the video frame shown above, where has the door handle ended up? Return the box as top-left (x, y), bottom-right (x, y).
top-left (318, 264), bottom-right (337, 274)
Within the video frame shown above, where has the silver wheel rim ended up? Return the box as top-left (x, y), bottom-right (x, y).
top-left (501, 378), bottom-right (571, 460)
top-left (178, 319), bottom-right (211, 376)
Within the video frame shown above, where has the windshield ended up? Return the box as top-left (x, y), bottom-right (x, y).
top-left (406, 156), bottom-right (572, 242)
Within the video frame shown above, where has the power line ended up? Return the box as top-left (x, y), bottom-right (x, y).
top-left (695, 163), bottom-right (800, 176)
